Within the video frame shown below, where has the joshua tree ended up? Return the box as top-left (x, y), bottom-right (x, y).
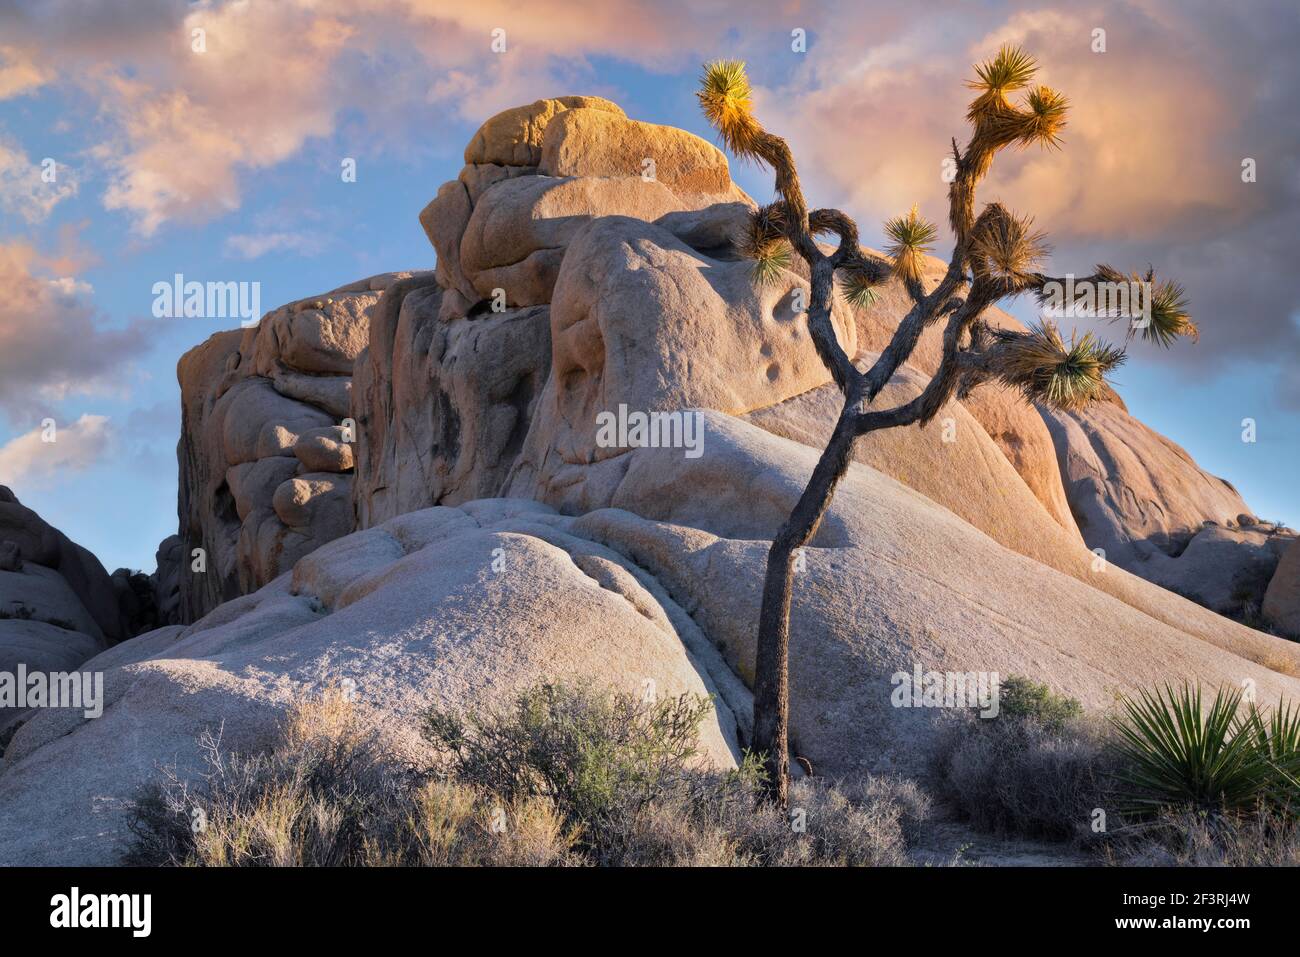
top-left (696, 47), bottom-right (1198, 806)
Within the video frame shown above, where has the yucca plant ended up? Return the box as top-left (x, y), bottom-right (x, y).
top-left (696, 46), bottom-right (1198, 806)
top-left (989, 322), bottom-right (1127, 410)
top-left (837, 268), bottom-right (879, 310)
top-left (1241, 700), bottom-right (1300, 813)
top-left (1146, 278), bottom-right (1198, 345)
top-left (1110, 684), bottom-right (1271, 816)
top-left (884, 205), bottom-right (939, 286)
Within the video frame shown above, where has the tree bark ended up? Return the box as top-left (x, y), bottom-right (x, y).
top-left (752, 409), bottom-right (860, 807)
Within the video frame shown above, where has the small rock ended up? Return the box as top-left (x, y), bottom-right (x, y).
top-left (0, 541), bottom-right (20, 572)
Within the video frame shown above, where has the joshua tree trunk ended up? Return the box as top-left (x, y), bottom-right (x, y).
top-left (696, 48), bottom-right (1195, 808)
top-left (753, 412), bottom-right (858, 805)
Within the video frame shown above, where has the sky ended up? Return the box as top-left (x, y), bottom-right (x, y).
top-left (0, 0), bottom-right (1297, 573)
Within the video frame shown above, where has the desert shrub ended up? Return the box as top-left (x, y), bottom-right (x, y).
top-left (128, 681), bottom-right (936, 867)
top-left (603, 757), bottom-right (931, 867)
top-left (426, 682), bottom-right (932, 866)
top-left (423, 682), bottom-right (714, 851)
top-left (997, 675), bottom-right (1083, 729)
top-left (126, 689), bottom-right (580, 867)
top-left (931, 680), bottom-right (1114, 842)
top-left (1108, 683), bottom-right (1300, 817)
top-left (933, 677), bottom-right (1300, 861)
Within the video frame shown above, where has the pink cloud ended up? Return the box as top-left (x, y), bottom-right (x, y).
top-left (0, 240), bottom-right (153, 420)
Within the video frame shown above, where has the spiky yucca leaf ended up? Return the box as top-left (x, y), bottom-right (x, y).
top-left (1251, 700), bottom-right (1300, 764)
top-left (991, 321), bottom-right (1125, 410)
top-left (1110, 683), bottom-right (1275, 816)
top-left (1239, 700), bottom-right (1300, 811)
top-left (838, 269), bottom-right (878, 309)
top-left (736, 203), bottom-right (787, 255)
top-left (884, 205), bottom-right (938, 285)
top-left (969, 204), bottom-right (1050, 289)
top-left (734, 205), bottom-right (791, 287)
top-left (1020, 85), bottom-right (1069, 148)
top-left (966, 45), bottom-right (1037, 121)
top-left (1141, 279), bottom-right (1198, 346)
top-left (697, 59), bottom-right (763, 158)
top-left (748, 240), bottom-right (792, 287)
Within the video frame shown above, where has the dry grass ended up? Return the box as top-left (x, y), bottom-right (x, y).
top-left (126, 689), bottom-right (582, 867)
top-left (127, 683), bottom-right (932, 867)
top-left (1107, 809), bottom-right (1300, 866)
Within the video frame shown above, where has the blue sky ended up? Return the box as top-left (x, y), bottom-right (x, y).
top-left (1, 0), bottom-right (1296, 572)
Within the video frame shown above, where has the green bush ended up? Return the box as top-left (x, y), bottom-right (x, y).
top-left (997, 675), bottom-right (1083, 729)
top-left (423, 682), bottom-right (714, 843)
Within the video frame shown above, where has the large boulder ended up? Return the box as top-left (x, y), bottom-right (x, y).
top-left (149, 535), bottom-right (184, 626)
top-left (463, 96), bottom-right (624, 167)
top-left (506, 215), bottom-right (858, 504)
top-left (0, 563), bottom-right (104, 640)
top-left (171, 275), bottom-right (412, 623)
top-left (1041, 399), bottom-right (1252, 564)
top-left (457, 175), bottom-right (697, 307)
top-left (420, 179), bottom-right (478, 304)
top-left (420, 96), bottom-right (750, 322)
top-left (539, 108), bottom-right (741, 206)
top-left (352, 278), bottom-right (552, 527)
top-left (1138, 521), bottom-right (1296, 617)
top-left (1264, 538), bottom-right (1300, 637)
top-left (0, 620), bottom-right (102, 744)
top-left (0, 486), bottom-right (125, 641)
top-left (0, 501), bottom-right (741, 865)
top-left (1037, 401), bottom-right (1295, 616)
top-left (0, 487), bottom-right (115, 743)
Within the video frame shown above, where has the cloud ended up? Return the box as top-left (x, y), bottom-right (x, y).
top-left (0, 43), bottom-right (51, 98)
top-left (0, 136), bottom-right (79, 224)
top-left (748, 0), bottom-right (1300, 395)
top-left (0, 413), bottom-right (113, 487)
top-left (1, 0), bottom-right (1298, 399)
top-left (0, 0), bottom-right (800, 234)
top-left (0, 241), bottom-right (156, 420)
top-left (223, 230), bottom-right (325, 260)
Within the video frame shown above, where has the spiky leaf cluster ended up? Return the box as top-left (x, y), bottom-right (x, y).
top-left (883, 205), bottom-right (939, 285)
top-left (988, 320), bottom-right (1126, 410)
top-left (735, 203), bottom-right (792, 286)
top-left (968, 203), bottom-right (1050, 294)
top-left (697, 60), bottom-right (763, 159)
